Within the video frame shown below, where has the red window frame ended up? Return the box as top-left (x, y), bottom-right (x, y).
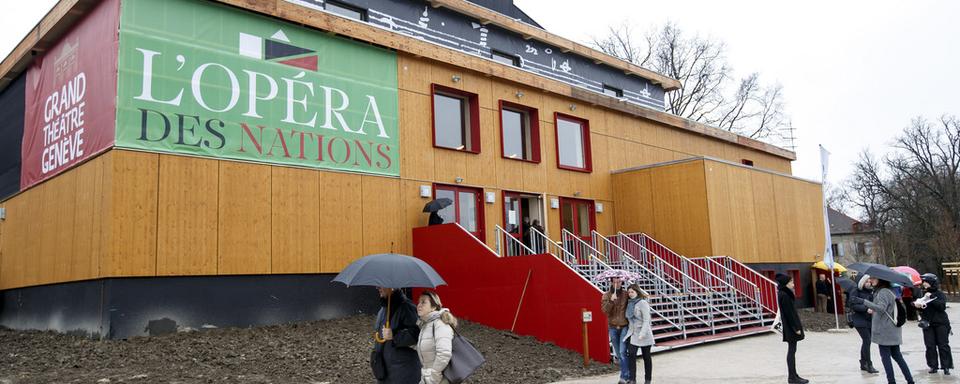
top-left (498, 100), bottom-right (540, 163)
top-left (433, 183), bottom-right (485, 242)
top-left (787, 269), bottom-right (802, 299)
top-left (553, 112), bottom-right (592, 173)
top-left (761, 269), bottom-right (776, 281)
top-left (431, 84), bottom-right (481, 153)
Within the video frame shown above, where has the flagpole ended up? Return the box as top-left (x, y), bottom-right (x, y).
top-left (819, 144), bottom-right (841, 330)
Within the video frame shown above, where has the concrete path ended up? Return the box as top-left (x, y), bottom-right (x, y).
top-left (554, 305), bottom-right (960, 384)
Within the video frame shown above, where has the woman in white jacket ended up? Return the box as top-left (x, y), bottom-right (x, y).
top-left (624, 283), bottom-right (654, 384)
top-left (416, 290), bottom-right (457, 384)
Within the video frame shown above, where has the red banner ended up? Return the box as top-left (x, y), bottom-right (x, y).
top-left (21, 0), bottom-right (119, 189)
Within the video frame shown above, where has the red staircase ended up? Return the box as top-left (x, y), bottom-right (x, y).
top-left (413, 224), bottom-right (611, 363)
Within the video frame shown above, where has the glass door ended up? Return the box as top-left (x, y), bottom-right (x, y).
top-left (503, 192), bottom-right (545, 251)
top-left (560, 197), bottom-right (595, 241)
top-left (434, 184), bottom-right (485, 241)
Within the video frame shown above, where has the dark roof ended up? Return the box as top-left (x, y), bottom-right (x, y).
top-left (466, 0), bottom-right (542, 28)
top-left (828, 207), bottom-right (875, 235)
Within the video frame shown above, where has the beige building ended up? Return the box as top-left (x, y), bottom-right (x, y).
top-left (829, 208), bottom-right (884, 266)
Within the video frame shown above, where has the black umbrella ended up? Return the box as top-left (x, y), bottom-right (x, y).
top-left (862, 264), bottom-right (914, 287)
top-left (423, 198), bottom-right (453, 213)
top-left (837, 277), bottom-right (857, 293)
top-left (847, 262), bottom-right (884, 274)
top-left (332, 253), bottom-right (446, 288)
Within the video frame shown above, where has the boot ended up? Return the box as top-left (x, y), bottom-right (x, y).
top-left (865, 361), bottom-right (879, 374)
top-left (860, 359), bottom-right (869, 372)
top-left (787, 377), bottom-right (809, 384)
top-left (945, 368), bottom-right (951, 375)
top-left (929, 368), bottom-right (939, 374)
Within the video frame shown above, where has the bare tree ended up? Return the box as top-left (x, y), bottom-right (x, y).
top-left (592, 22), bottom-right (791, 142)
top-left (847, 116), bottom-right (960, 271)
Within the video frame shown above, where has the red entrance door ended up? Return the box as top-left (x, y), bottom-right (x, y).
top-left (560, 197), bottom-right (595, 240)
top-left (434, 184), bottom-right (485, 242)
top-left (560, 197), bottom-right (595, 263)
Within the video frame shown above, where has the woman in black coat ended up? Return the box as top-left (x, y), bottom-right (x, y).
top-left (372, 288), bottom-right (422, 384)
top-left (847, 274), bottom-right (879, 373)
top-left (915, 273), bottom-right (953, 375)
top-left (776, 273), bottom-right (808, 384)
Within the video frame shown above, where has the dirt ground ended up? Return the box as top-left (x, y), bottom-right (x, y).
top-left (0, 316), bottom-right (615, 384)
top-left (797, 308), bottom-right (845, 332)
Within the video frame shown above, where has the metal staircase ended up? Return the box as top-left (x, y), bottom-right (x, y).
top-left (492, 226), bottom-right (777, 350)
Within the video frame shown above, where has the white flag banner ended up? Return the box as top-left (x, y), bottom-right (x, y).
top-left (820, 145), bottom-right (834, 270)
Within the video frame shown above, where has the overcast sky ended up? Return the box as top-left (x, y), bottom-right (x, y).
top-left (3, 0), bottom-right (959, 187)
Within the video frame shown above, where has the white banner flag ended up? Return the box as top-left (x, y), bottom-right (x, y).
top-left (820, 145), bottom-right (834, 269)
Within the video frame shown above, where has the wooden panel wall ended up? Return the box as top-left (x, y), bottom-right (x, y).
top-left (0, 53), bottom-right (800, 290)
top-left (613, 159), bottom-right (824, 264)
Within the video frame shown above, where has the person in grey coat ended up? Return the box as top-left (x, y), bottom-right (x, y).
top-left (846, 274), bottom-right (879, 374)
top-left (849, 278), bottom-right (915, 384)
top-left (623, 283), bottom-right (654, 384)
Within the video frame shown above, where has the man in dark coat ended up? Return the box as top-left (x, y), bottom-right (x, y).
top-left (915, 273), bottom-right (953, 375)
top-left (816, 274), bottom-right (831, 313)
top-left (847, 274), bottom-right (879, 373)
top-left (372, 288), bottom-right (421, 384)
top-left (777, 273), bottom-right (808, 384)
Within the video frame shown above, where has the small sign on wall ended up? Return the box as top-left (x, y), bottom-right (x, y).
top-left (582, 311), bottom-right (592, 323)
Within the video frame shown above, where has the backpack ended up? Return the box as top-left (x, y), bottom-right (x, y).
top-left (893, 299), bottom-right (907, 328)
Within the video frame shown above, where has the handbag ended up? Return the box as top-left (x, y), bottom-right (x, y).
top-left (370, 348), bottom-right (386, 380)
top-left (771, 310), bottom-right (783, 335)
top-left (918, 320), bottom-right (931, 329)
top-left (443, 327), bottom-right (485, 383)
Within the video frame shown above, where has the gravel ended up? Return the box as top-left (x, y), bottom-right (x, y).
top-left (0, 316), bottom-right (615, 384)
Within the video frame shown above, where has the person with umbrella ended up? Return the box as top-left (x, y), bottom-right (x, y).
top-left (424, 198), bottom-right (452, 226)
top-left (846, 274), bottom-right (880, 374)
top-left (914, 273), bottom-right (953, 375)
top-left (599, 270), bottom-right (630, 384)
top-left (848, 268), bottom-right (916, 384)
top-left (333, 253), bottom-right (447, 384)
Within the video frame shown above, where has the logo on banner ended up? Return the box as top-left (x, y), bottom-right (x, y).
top-left (115, 0), bottom-right (399, 177)
top-left (239, 30), bottom-right (319, 71)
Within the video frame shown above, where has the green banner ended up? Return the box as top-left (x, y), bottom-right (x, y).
top-left (116, 0), bottom-right (399, 176)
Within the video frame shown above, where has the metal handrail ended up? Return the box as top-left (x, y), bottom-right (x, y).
top-left (693, 256), bottom-right (765, 321)
top-left (494, 225), bottom-right (536, 257)
top-left (709, 256), bottom-right (779, 314)
top-left (622, 232), bottom-right (765, 322)
top-left (564, 229), bottom-right (718, 332)
top-left (607, 231), bottom-right (738, 327)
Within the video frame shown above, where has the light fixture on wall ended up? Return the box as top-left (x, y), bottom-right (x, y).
top-left (550, 198), bottom-right (559, 209)
top-left (573, 191), bottom-right (581, 197)
top-left (485, 192), bottom-right (496, 204)
top-left (0, 207), bottom-right (5, 220)
top-left (455, 177), bottom-right (464, 184)
top-left (569, 104), bottom-right (577, 111)
top-left (419, 185), bottom-right (432, 198)
top-left (452, 74), bottom-right (461, 83)
top-left (516, 90), bottom-right (524, 98)
top-left (595, 203), bottom-right (604, 213)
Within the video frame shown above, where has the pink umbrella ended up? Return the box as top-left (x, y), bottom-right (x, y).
top-left (892, 266), bottom-right (922, 286)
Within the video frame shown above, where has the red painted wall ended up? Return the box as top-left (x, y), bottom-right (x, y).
top-left (413, 224), bottom-right (610, 363)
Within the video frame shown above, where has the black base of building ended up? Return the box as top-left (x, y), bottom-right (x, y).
top-left (0, 274), bottom-right (378, 339)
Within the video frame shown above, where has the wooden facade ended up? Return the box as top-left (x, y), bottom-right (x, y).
top-left (0, 1), bottom-right (813, 291)
top-left (612, 158), bottom-right (826, 264)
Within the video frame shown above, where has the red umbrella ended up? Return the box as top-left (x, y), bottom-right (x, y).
top-left (892, 266), bottom-right (922, 286)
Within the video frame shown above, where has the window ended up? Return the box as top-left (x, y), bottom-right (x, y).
top-left (325, 1), bottom-right (366, 21)
top-left (432, 84), bottom-right (480, 153)
top-left (434, 184), bottom-right (485, 241)
top-left (761, 270), bottom-right (776, 281)
top-left (499, 101), bottom-right (540, 162)
top-left (856, 242), bottom-right (866, 256)
top-left (491, 50), bottom-right (520, 67)
top-left (554, 113), bottom-right (592, 172)
top-left (741, 159), bottom-right (754, 166)
top-left (831, 244), bottom-right (839, 258)
top-left (602, 84), bottom-right (623, 97)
